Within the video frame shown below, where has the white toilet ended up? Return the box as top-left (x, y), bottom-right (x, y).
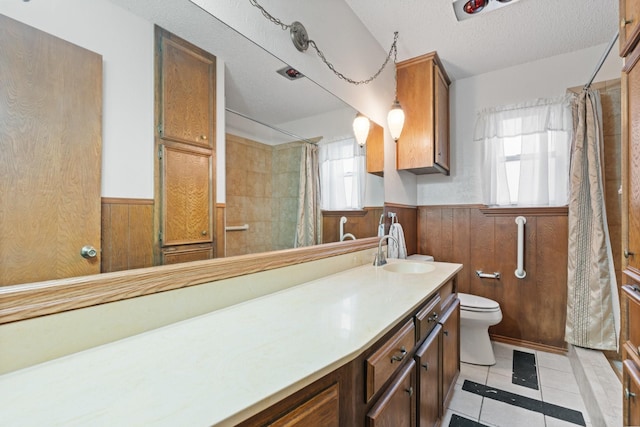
top-left (458, 293), bottom-right (503, 365)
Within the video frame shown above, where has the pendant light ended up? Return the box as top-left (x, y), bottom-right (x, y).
top-left (249, 1), bottom-right (405, 141)
top-left (387, 45), bottom-right (405, 141)
top-left (352, 112), bottom-right (371, 147)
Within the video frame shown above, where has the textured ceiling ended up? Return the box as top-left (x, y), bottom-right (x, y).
top-left (344, 0), bottom-right (619, 80)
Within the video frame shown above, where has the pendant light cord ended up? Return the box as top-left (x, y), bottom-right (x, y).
top-left (249, 0), bottom-right (398, 86)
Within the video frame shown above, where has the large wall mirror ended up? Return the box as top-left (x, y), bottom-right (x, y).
top-left (0, 0), bottom-right (383, 318)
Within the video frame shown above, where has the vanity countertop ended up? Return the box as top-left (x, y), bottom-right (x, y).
top-left (0, 259), bottom-right (462, 426)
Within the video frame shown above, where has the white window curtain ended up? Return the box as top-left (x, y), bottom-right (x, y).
top-left (475, 96), bottom-right (573, 206)
top-left (319, 137), bottom-right (365, 210)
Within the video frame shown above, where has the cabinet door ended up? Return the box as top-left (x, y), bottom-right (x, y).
top-left (162, 146), bottom-right (212, 246)
top-left (434, 64), bottom-right (450, 175)
top-left (396, 57), bottom-right (434, 173)
top-left (440, 298), bottom-right (460, 409)
top-left (269, 383), bottom-right (339, 427)
top-left (415, 324), bottom-right (442, 427)
top-left (160, 34), bottom-right (214, 147)
top-left (621, 0), bottom-right (640, 57)
top-left (623, 360), bottom-right (640, 426)
top-left (625, 46), bottom-right (640, 273)
top-left (366, 122), bottom-right (385, 176)
top-left (367, 360), bottom-right (416, 427)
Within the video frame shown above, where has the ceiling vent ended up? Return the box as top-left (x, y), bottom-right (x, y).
top-left (276, 66), bottom-right (305, 81)
top-left (453, 0), bottom-right (521, 21)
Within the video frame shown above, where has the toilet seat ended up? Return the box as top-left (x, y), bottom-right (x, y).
top-left (458, 293), bottom-right (500, 313)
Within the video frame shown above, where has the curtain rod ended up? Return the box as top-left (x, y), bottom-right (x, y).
top-left (225, 108), bottom-right (319, 145)
top-left (584, 31), bottom-right (619, 90)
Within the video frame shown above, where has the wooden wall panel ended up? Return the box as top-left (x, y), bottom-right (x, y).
top-left (384, 203), bottom-right (418, 256)
top-left (418, 205), bottom-right (568, 350)
top-left (101, 198), bottom-right (154, 273)
top-left (322, 207), bottom-right (384, 244)
top-left (216, 203), bottom-right (225, 257)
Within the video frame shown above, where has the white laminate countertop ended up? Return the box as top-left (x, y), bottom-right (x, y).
top-left (0, 259), bottom-right (462, 427)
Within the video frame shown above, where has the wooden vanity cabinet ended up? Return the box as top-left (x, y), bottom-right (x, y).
top-left (396, 51), bottom-right (451, 176)
top-left (155, 27), bottom-right (216, 264)
top-left (239, 277), bottom-right (460, 427)
top-left (367, 122), bottom-right (385, 176)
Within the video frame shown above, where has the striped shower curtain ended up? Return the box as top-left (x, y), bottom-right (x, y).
top-left (294, 143), bottom-right (321, 247)
top-left (565, 89), bottom-right (620, 351)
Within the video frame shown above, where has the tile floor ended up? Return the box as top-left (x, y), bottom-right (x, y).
top-left (442, 342), bottom-right (595, 427)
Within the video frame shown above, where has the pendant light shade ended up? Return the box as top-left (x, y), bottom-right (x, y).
top-left (387, 99), bottom-right (405, 141)
top-left (353, 113), bottom-right (371, 147)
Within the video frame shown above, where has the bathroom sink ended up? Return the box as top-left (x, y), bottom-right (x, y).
top-left (382, 262), bottom-right (435, 274)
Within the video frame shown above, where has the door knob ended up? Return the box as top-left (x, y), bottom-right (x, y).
top-left (80, 245), bottom-right (98, 259)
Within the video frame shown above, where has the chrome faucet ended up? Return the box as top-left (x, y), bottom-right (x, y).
top-left (374, 234), bottom-right (398, 267)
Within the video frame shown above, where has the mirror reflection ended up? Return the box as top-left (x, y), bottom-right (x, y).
top-left (0, 1), bottom-right (384, 287)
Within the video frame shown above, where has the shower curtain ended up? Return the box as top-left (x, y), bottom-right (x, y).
top-left (294, 143), bottom-right (321, 247)
top-left (565, 89), bottom-right (620, 351)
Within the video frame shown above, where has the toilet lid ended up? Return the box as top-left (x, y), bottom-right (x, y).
top-left (458, 293), bottom-right (500, 311)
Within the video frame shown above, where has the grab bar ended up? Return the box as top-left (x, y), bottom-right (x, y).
top-left (515, 216), bottom-right (527, 279)
top-left (225, 224), bottom-right (249, 231)
top-left (476, 270), bottom-right (500, 280)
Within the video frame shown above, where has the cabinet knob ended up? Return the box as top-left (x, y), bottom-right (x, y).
top-left (626, 388), bottom-right (636, 400)
top-left (428, 312), bottom-right (439, 322)
top-left (201, 230), bottom-right (208, 236)
top-left (405, 387), bottom-right (414, 397)
top-left (443, 330), bottom-right (449, 336)
top-left (200, 135), bottom-right (208, 140)
top-left (624, 249), bottom-right (635, 258)
top-left (422, 362), bottom-right (429, 371)
top-left (80, 245), bottom-right (98, 259)
top-left (621, 17), bottom-right (634, 28)
top-left (391, 346), bottom-right (407, 363)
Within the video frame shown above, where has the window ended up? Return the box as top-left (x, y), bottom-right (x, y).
top-left (319, 137), bottom-right (365, 210)
top-left (475, 96), bottom-right (573, 206)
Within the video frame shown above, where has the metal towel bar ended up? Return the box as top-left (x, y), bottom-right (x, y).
top-left (225, 224), bottom-right (249, 231)
top-left (476, 270), bottom-right (501, 280)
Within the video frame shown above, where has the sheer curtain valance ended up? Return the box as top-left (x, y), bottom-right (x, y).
top-left (475, 96), bottom-right (573, 206)
top-left (319, 137), bottom-right (365, 210)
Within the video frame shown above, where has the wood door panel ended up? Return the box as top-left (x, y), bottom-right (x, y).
top-left (367, 122), bottom-right (384, 176)
top-left (434, 65), bottom-right (450, 174)
top-left (366, 360), bottom-right (416, 427)
top-left (415, 325), bottom-right (441, 427)
top-left (629, 56), bottom-right (640, 271)
top-left (621, 0), bottom-right (640, 56)
top-left (0, 15), bottom-right (102, 285)
top-left (397, 59), bottom-right (434, 171)
top-left (270, 383), bottom-right (339, 427)
top-left (160, 36), bottom-right (213, 147)
top-left (162, 146), bottom-right (212, 246)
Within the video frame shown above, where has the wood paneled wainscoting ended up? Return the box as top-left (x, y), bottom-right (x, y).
top-left (322, 207), bottom-right (384, 244)
top-left (101, 198), bottom-right (154, 273)
top-left (418, 205), bottom-right (569, 351)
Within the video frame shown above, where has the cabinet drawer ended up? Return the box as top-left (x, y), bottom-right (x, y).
top-left (415, 294), bottom-right (441, 343)
top-left (366, 320), bottom-right (416, 402)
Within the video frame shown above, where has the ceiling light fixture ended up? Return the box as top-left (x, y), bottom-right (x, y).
top-left (352, 112), bottom-right (371, 147)
top-left (453, 0), bottom-right (522, 21)
top-left (249, 0), bottom-right (405, 144)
